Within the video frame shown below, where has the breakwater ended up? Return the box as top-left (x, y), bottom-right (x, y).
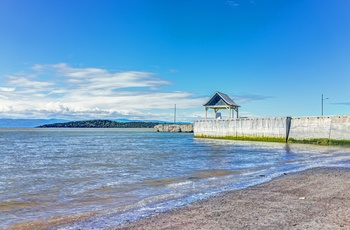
top-left (154, 124), bottom-right (193, 133)
top-left (194, 115), bottom-right (350, 145)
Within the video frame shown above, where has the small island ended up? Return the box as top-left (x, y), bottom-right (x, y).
top-left (37, 119), bottom-right (161, 128)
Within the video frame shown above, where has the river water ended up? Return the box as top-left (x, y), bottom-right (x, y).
top-left (1, 128), bottom-right (350, 229)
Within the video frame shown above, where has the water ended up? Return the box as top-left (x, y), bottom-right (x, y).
top-left (1, 128), bottom-right (350, 229)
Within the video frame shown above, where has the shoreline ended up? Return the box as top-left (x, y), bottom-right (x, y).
top-left (115, 167), bottom-right (350, 230)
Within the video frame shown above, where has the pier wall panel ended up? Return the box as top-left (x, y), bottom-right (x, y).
top-left (194, 117), bottom-right (289, 141)
top-left (289, 115), bottom-right (350, 142)
top-left (288, 116), bottom-right (332, 140)
top-left (330, 115), bottom-right (350, 140)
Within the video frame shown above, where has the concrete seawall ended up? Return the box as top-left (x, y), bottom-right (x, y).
top-left (288, 115), bottom-right (350, 144)
top-left (154, 124), bottom-right (193, 133)
top-left (194, 117), bottom-right (291, 142)
top-left (194, 115), bottom-right (350, 145)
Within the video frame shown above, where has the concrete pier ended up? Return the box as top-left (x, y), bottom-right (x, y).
top-left (194, 115), bottom-right (350, 145)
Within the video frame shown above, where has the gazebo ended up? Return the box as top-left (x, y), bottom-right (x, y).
top-left (203, 91), bottom-right (240, 119)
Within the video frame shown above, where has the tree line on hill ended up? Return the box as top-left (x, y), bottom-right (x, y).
top-left (37, 120), bottom-right (162, 128)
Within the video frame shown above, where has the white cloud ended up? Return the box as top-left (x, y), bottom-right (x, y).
top-left (0, 87), bottom-right (16, 92)
top-left (233, 94), bottom-right (273, 104)
top-left (7, 76), bottom-right (54, 88)
top-left (0, 63), bottom-right (205, 121)
top-left (227, 1), bottom-right (239, 8)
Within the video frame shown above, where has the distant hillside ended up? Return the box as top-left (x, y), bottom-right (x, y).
top-left (37, 119), bottom-right (162, 128)
top-left (0, 119), bottom-right (70, 128)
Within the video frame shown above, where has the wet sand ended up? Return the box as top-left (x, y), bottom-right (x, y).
top-left (115, 168), bottom-right (350, 230)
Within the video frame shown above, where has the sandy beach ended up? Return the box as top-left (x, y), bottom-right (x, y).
top-left (115, 167), bottom-right (350, 230)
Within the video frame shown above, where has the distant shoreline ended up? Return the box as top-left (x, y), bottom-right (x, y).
top-left (36, 119), bottom-right (162, 128)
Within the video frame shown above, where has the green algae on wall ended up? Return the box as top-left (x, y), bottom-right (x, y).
top-left (194, 135), bottom-right (287, 143)
top-left (288, 138), bottom-right (350, 146)
top-left (195, 135), bottom-right (350, 146)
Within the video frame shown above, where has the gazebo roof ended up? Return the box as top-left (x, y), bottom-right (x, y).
top-left (203, 91), bottom-right (240, 107)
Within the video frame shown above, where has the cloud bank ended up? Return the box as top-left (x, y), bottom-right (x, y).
top-left (331, 102), bottom-right (350, 106)
top-left (0, 64), bottom-right (204, 121)
top-left (233, 93), bottom-right (273, 104)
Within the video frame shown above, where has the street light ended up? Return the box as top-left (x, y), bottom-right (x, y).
top-left (321, 94), bottom-right (329, 116)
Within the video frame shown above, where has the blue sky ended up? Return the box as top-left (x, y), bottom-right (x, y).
top-left (0, 0), bottom-right (349, 121)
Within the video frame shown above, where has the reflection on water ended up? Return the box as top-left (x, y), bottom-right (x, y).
top-left (0, 128), bottom-right (350, 229)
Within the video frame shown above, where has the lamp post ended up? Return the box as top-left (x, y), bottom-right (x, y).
top-left (321, 94), bottom-right (329, 116)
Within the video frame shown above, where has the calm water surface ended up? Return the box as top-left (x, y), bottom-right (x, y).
top-left (1, 128), bottom-right (350, 229)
